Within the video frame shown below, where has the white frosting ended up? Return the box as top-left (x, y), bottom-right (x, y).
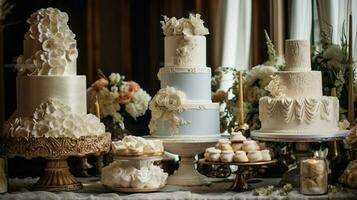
top-left (271, 71), bottom-right (323, 98)
top-left (111, 136), bottom-right (164, 155)
top-left (102, 161), bottom-right (168, 189)
top-left (17, 75), bottom-right (87, 117)
top-left (284, 40), bottom-right (311, 72)
top-left (17, 7), bottom-right (78, 76)
top-left (259, 96), bottom-right (339, 132)
top-left (9, 99), bottom-right (105, 138)
top-left (149, 86), bottom-right (189, 135)
top-left (164, 36), bottom-right (206, 68)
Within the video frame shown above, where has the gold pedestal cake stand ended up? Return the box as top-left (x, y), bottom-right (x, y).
top-left (251, 130), bottom-right (349, 187)
top-left (200, 159), bottom-right (277, 192)
top-left (6, 133), bottom-right (111, 191)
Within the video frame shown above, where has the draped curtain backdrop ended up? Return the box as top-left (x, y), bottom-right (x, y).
top-left (288, 0), bottom-right (312, 40)
top-left (316, 0), bottom-right (357, 59)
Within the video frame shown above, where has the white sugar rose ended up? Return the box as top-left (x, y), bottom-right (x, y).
top-left (164, 93), bottom-right (183, 111)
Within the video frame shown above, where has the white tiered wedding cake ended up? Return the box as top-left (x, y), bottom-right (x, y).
top-left (148, 14), bottom-right (220, 137)
top-left (10, 8), bottom-right (105, 138)
top-left (259, 40), bottom-right (339, 134)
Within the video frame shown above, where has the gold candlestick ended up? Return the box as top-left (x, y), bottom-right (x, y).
top-left (238, 71), bottom-right (244, 126)
top-left (95, 96), bottom-right (100, 118)
top-left (348, 14), bottom-right (354, 123)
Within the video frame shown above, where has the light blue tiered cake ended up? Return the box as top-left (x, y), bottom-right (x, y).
top-left (149, 14), bottom-right (220, 137)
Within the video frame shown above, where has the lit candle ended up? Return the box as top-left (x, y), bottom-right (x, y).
top-left (238, 71), bottom-right (244, 125)
top-left (348, 14), bottom-right (354, 123)
top-left (95, 96), bottom-right (100, 118)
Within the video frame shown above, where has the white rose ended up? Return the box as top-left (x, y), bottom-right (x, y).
top-left (109, 73), bottom-right (121, 84)
top-left (164, 93), bottom-right (183, 111)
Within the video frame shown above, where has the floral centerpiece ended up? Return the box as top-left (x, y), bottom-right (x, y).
top-left (211, 31), bottom-right (284, 133)
top-left (87, 70), bottom-right (151, 137)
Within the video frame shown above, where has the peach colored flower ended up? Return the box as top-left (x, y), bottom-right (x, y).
top-left (117, 92), bottom-right (131, 104)
top-left (125, 81), bottom-right (140, 96)
top-left (91, 78), bottom-right (109, 91)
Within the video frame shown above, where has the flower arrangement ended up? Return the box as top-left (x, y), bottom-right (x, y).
top-left (211, 31), bottom-right (283, 132)
top-left (148, 86), bottom-right (189, 135)
top-left (311, 24), bottom-right (349, 105)
top-left (160, 13), bottom-right (209, 36)
top-left (87, 71), bottom-right (151, 129)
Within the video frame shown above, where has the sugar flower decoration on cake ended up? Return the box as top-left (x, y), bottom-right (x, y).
top-left (264, 75), bottom-right (286, 97)
top-left (16, 7), bottom-right (78, 76)
top-left (87, 70), bottom-right (151, 129)
top-left (149, 86), bottom-right (189, 135)
top-left (161, 13), bottom-right (209, 36)
top-left (8, 99), bottom-right (105, 138)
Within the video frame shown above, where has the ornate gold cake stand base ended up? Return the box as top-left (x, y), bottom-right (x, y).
top-left (6, 133), bottom-right (112, 192)
top-left (31, 158), bottom-right (83, 191)
top-left (200, 159), bottom-right (277, 192)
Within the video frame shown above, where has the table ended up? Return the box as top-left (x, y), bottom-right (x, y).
top-left (1, 177), bottom-right (356, 200)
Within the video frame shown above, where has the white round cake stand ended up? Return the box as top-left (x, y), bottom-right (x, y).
top-left (251, 130), bottom-right (349, 187)
top-left (148, 136), bottom-right (220, 186)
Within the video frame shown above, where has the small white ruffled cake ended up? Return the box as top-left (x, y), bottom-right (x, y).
top-left (102, 161), bottom-right (168, 189)
top-left (204, 147), bottom-right (221, 162)
top-left (242, 140), bottom-right (260, 152)
top-left (111, 136), bottom-right (164, 156)
top-left (247, 151), bottom-right (263, 162)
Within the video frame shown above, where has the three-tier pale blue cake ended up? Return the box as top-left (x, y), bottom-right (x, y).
top-left (149, 14), bottom-right (220, 137)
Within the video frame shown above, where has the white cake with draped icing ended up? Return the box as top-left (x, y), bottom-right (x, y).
top-left (16, 7), bottom-right (87, 117)
top-left (148, 14), bottom-right (220, 137)
top-left (259, 40), bottom-right (339, 133)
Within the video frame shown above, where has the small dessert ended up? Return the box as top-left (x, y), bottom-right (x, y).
top-left (247, 151), bottom-right (263, 162)
top-left (242, 140), bottom-right (260, 152)
top-left (111, 136), bottom-right (164, 156)
top-left (230, 131), bottom-right (247, 143)
top-left (216, 138), bottom-right (233, 151)
top-left (231, 143), bottom-right (243, 152)
top-left (261, 149), bottom-right (271, 161)
top-left (205, 147), bottom-right (221, 162)
top-left (102, 161), bottom-right (168, 189)
top-left (233, 151), bottom-right (248, 162)
top-left (220, 150), bottom-right (234, 163)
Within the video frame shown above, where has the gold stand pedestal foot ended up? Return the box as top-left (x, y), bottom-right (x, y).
top-left (31, 158), bottom-right (83, 191)
top-left (229, 168), bottom-right (251, 192)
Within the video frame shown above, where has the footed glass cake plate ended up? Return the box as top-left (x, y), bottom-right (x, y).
top-left (6, 133), bottom-right (111, 191)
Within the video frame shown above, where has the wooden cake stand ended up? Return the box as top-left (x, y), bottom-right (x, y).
top-left (6, 133), bottom-right (111, 191)
top-left (200, 159), bottom-right (277, 192)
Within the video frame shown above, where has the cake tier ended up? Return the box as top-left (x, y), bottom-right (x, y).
top-left (284, 40), bottom-right (311, 72)
top-left (16, 75), bottom-right (87, 117)
top-left (165, 36), bottom-right (206, 67)
top-left (259, 96), bottom-right (339, 133)
top-left (158, 67), bottom-right (211, 100)
top-left (153, 102), bottom-right (220, 136)
top-left (23, 39), bottom-right (77, 75)
top-left (275, 71), bottom-right (322, 98)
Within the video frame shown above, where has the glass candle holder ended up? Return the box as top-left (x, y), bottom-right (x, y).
top-left (300, 157), bottom-right (328, 195)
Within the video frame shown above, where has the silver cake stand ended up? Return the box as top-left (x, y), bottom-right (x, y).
top-left (146, 136), bottom-right (221, 186)
top-left (251, 130), bottom-right (349, 187)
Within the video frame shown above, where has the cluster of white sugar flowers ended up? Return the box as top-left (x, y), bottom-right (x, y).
top-left (161, 13), bottom-right (209, 36)
top-left (125, 89), bottom-right (151, 119)
top-left (149, 86), bottom-right (188, 134)
top-left (17, 7), bottom-right (78, 75)
top-left (9, 99), bottom-right (105, 138)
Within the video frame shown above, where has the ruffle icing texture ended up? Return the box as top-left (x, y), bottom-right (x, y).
top-left (260, 96), bottom-right (339, 124)
top-left (8, 99), bottom-right (105, 138)
top-left (16, 7), bottom-right (78, 75)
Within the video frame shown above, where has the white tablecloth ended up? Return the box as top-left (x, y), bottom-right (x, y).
top-left (1, 177), bottom-right (356, 200)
